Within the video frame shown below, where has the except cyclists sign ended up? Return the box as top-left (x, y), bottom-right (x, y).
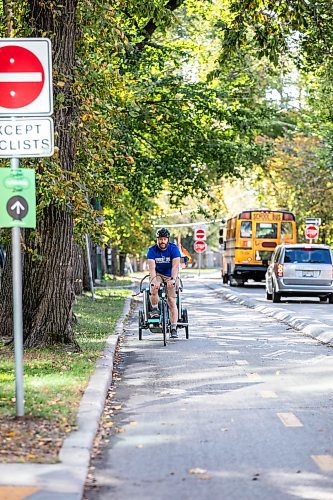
top-left (305, 225), bottom-right (319, 240)
top-left (0, 39), bottom-right (53, 116)
top-left (194, 240), bottom-right (207, 253)
top-left (0, 117), bottom-right (54, 158)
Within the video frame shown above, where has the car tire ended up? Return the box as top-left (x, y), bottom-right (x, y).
top-left (272, 287), bottom-right (281, 303)
top-left (329, 295), bottom-right (333, 304)
top-left (319, 296), bottom-right (328, 302)
top-left (266, 289), bottom-right (272, 300)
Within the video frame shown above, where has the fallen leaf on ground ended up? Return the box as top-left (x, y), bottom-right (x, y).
top-left (189, 468), bottom-right (207, 475)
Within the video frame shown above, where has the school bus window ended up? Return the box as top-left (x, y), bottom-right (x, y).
top-left (256, 223), bottom-right (278, 239)
top-left (240, 221), bottom-right (252, 238)
top-left (281, 221), bottom-right (293, 239)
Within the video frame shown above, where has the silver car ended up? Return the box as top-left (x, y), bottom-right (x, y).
top-left (265, 243), bottom-right (333, 303)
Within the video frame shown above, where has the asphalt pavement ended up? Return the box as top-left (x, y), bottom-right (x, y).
top-left (83, 278), bottom-right (333, 500)
top-left (1, 274), bottom-right (333, 499)
top-left (202, 276), bottom-right (333, 347)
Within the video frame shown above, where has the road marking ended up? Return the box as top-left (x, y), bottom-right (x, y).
top-left (235, 360), bottom-right (249, 365)
top-left (277, 412), bottom-right (303, 427)
top-left (311, 455), bottom-right (333, 471)
top-left (226, 350), bottom-right (240, 354)
top-left (260, 390), bottom-right (278, 398)
top-left (246, 372), bottom-right (262, 381)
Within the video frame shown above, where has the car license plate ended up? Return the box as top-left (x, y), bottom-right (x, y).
top-left (302, 271), bottom-right (314, 277)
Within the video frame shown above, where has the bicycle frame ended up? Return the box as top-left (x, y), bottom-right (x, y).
top-left (138, 274), bottom-right (189, 344)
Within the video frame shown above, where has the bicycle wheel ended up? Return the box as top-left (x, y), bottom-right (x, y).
top-left (182, 308), bottom-right (189, 339)
top-left (138, 310), bottom-right (143, 340)
top-left (161, 300), bottom-right (167, 346)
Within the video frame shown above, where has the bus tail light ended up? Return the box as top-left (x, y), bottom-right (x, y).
top-left (276, 263), bottom-right (284, 277)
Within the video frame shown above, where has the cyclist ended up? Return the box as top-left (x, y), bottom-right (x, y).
top-left (147, 227), bottom-right (181, 338)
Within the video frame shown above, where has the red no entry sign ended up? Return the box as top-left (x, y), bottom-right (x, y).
top-left (305, 225), bottom-right (319, 240)
top-left (194, 240), bottom-right (207, 253)
top-left (194, 227), bottom-right (206, 240)
top-left (0, 39), bottom-right (53, 116)
top-left (0, 46), bottom-right (44, 109)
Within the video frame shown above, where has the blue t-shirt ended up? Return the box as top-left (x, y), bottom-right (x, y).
top-left (147, 242), bottom-right (181, 277)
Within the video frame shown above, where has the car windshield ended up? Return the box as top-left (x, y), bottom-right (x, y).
top-left (284, 248), bottom-right (332, 264)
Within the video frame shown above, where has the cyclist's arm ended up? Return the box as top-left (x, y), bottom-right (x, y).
top-left (147, 259), bottom-right (157, 281)
top-left (171, 257), bottom-right (180, 280)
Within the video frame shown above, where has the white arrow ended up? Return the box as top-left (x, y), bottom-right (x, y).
top-left (10, 200), bottom-right (25, 215)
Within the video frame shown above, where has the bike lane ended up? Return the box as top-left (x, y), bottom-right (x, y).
top-left (84, 279), bottom-right (333, 500)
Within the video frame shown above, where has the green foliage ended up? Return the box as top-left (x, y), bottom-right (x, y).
top-left (0, 0), bottom-right (274, 259)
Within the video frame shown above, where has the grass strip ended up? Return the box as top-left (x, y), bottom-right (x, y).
top-left (0, 287), bottom-right (130, 420)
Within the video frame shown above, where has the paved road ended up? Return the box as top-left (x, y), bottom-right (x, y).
top-left (85, 279), bottom-right (333, 500)
top-left (216, 280), bottom-right (333, 329)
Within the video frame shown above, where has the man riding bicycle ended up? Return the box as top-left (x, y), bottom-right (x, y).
top-left (147, 227), bottom-right (181, 338)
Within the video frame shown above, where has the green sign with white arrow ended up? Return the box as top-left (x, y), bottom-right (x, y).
top-left (0, 168), bottom-right (36, 228)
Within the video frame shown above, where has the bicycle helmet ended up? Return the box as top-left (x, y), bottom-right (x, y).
top-left (156, 227), bottom-right (170, 238)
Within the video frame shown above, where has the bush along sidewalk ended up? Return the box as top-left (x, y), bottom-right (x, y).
top-left (0, 287), bottom-right (131, 464)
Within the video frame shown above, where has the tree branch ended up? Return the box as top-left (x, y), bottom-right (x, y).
top-left (136, 0), bottom-right (185, 51)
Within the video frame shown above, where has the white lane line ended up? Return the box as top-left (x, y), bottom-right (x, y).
top-left (311, 455), bottom-right (333, 471)
top-left (260, 390), bottom-right (278, 398)
top-left (226, 350), bottom-right (240, 354)
top-left (277, 412), bottom-right (303, 427)
top-left (246, 372), bottom-right (262, 381)
top-left (235, 360), bottom-right (249, 366)
top-left (0, 72), bottom-right (42, 82)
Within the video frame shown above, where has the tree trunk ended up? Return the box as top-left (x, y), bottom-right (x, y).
top-left (0, 244), bottom-right (13, 340)
top-left (22, 208), bottom-right (76, 347)
top-left (119, 253), bottom-right (126, 276)
top-left (73, 243), bottom-right (83, 296)
top-left (0, 0), bottom-right (80, 348)
top-left (111, 247), bottom-right (119, 276)
top-left (82, 239), bottom-right (91, 291)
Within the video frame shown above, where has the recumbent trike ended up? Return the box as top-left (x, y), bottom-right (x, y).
top-left (138, 274), bottom-right (189, 346)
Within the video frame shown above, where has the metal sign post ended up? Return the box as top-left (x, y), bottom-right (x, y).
top-left (11, 157), bottom-right (24, 416)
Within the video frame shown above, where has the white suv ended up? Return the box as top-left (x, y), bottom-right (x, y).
top-left (265, 243), bottom-right (333, 303)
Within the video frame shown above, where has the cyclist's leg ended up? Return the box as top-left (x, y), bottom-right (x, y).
top-left (166, 278), bottom-right (179, 335)
top-left (149, 274), bottom-right (162, 316)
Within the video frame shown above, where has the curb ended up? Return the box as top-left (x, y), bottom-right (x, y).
top-left (206, 282), bottom-right (333, 347)
top-left (0, 291), bottom-right (133, 500)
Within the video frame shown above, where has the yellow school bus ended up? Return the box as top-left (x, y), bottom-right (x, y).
top-left (221, 209), bottom-right (297, 285)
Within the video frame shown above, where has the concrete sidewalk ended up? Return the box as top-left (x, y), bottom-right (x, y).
top-left (206, 280), bottom-right (333, 347)
top-left (0, 294), bottom-right (132, 500)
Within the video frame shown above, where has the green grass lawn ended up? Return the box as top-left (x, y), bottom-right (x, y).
top-left (0, 287), bottom-right (131, 420)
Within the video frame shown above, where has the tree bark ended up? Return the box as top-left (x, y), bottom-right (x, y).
top-left (119, 252), bottom-right (126, 276)
top-left (111, 247), bottom-right (119, 276)
top-left (0, 244), bottom-right (13, 340)
top-left (22, 208), bottom-right (76, 347)
top-left (73, 243), bottom-right (83, 296)
top-left (0, 0), bottom-right (80, 348)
